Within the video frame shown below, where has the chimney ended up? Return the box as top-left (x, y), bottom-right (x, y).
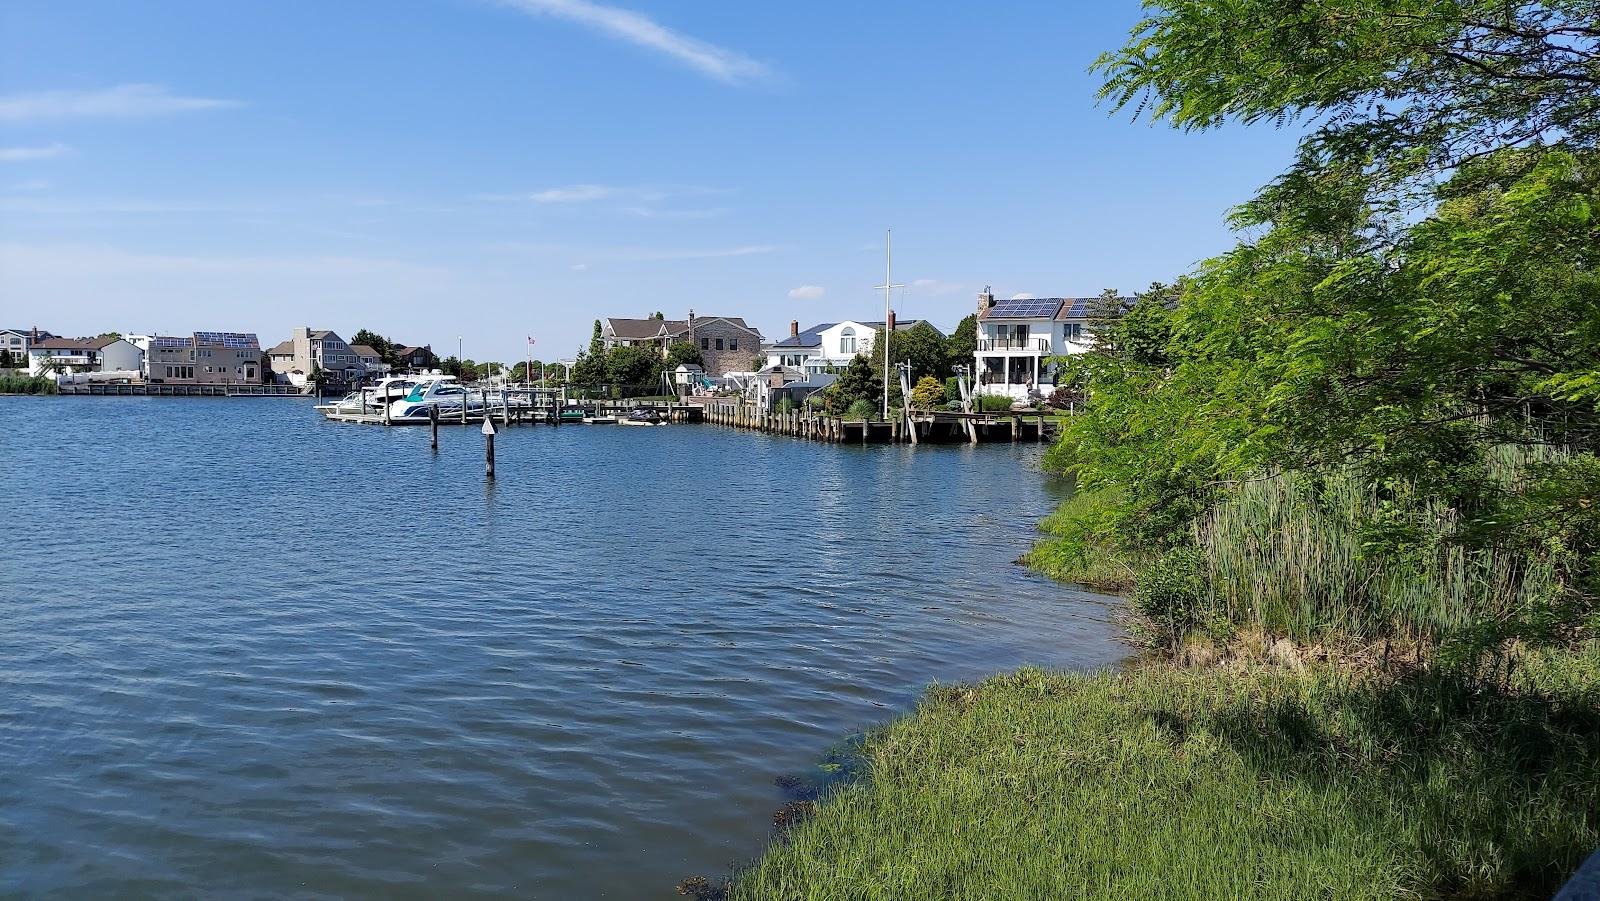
top-left (887, 309), bottom-right (896, 332)
top-left (687, 309), bottom-right (696, 344)
top-left (789, 320), bottom-right (799, 338)
top-left (977, 286), bottom-right (995, 315)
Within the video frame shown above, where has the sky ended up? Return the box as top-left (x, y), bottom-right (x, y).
top-left (0, 0), bottom-right (1302, 363)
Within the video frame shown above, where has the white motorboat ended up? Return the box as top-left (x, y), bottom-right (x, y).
top-left (583, 414), bottom-right (617, 424)
top-left (362, 375), bottom-right (428, 411)
top-left (385, 376), bottom-right (485, 420)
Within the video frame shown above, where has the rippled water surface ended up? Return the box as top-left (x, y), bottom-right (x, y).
top-left (1, 397), bottom-right (1125, 898)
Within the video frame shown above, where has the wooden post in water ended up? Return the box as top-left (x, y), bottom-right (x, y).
top-left (430, 405), bottom-right (439, 452)
top-left (482, 416), bottom-right (497, 479)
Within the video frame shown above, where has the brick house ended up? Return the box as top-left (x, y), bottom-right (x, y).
top-left (601, 312), bottom-right (763, 378)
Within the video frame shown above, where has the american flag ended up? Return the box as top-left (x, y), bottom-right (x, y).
top-left (528, 336), bottom-right (536, 345)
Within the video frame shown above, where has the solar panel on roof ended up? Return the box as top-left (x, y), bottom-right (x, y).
top-left (988, 297), bottom-right (1061, 318)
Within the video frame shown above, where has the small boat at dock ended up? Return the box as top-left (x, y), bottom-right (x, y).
top-left (619, 409), bottom-right (664, 426)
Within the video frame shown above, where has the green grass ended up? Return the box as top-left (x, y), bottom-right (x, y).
top-left (1021, 487), bottom-right (1140, 592)
top-left (0, 374), bottom-right (58, 395)
top-left (732, 652), bottom-right (1600, 900)
top-left (1196, 457), bottom-right (1566, 646)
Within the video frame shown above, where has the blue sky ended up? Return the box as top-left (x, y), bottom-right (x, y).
top-left (0, 0), bottom-right (1300, 363)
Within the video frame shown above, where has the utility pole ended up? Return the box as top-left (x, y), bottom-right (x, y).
top-left (874, 229), bottom-right (903, 422)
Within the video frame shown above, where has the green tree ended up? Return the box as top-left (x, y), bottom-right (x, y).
top-left (825, 353), bottom-right (882, 416)
top-left (945, 314), bottom-right (976, 373)
top-left (1062, 0), bottom-right (1600, 649)
top-left (887, 321), bottom-right (952, 382)
top-left (665, 341), bottom-right (703, 369)
top-left (351, 329), bottom-right (392, 364)
top-left (0, 349), bottom-right (12, 369)
top-left (95, 331), bottom-right (123, 341)
top-left (606, 344), bottom-right (662, 392)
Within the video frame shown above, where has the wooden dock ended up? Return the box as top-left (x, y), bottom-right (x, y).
top-left (319, 396), bottom-right (704, 427)
top-left (699, 401), bottom-right (1052, 444)
top-left (56, 383), bottom-right (310, 397)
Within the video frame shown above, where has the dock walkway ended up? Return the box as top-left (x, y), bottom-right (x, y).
top-left (700, 401), bottom-right (1052, 444)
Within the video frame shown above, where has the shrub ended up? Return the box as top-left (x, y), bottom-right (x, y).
top-left (910, 376), bottom-right (944, 410)
top-left (943, 377), bottom-right (963, 405)
top-left (775, 397), bottom-right (796, 414)
top-left (976, 394), bottom-right (1015, 413)
top-left (845, 399), bottom-right (876, 420)
top-left (1131, 546), bottom-right (1213, 648)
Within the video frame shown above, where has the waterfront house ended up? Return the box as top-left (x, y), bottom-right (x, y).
top-left (762, 316), bottom-right (943, 376)
top-left (391, 344), bottom-right (437, 371)
top-left (131, 332), bottom-right (261, 385)
top-left (602, 312), bottom-right (763, 379)
top-left (972, 289), bottom-right (1117, 399)
top-left (351, 344), bottom-right (391, 376)
top-left (267, 327), bottom-right (365, 387)
top-left (1, 328), bottom-right (54, 368)
top-left (26, 336), bottom-right (138, 376)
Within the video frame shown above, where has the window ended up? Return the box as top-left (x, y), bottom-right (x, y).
top-left (715, 338), bottom-right (724, 351)
top-left (701, 337), bottom-right (709, 350)
top-left (1064, 323), bottom-right (1084, 340)
top-left (840, 327), bottom-right (857, 355)
top-left (729, 337), bottom-right (738, 351)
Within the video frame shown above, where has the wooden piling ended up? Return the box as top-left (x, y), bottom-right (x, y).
top-left (430, 405), bottom-right (439, 451)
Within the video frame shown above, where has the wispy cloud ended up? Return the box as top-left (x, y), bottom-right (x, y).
top-left (0, 84), bottom-right (240, 122)
top-left (497, 0), bottom-right (770, 84)
top-left (621, 205), bottom-right (728, 220)
top-left (529, 183), bottom-right (617, 203)
top-left (1009, 293), bottom-right (1036, 300)
top-left (615, 244), bottom-right (777, 262)
top-left (0, 143), bottom-right (73, 163)
top-left (909, 278), bottom-right (966, 296)
top-left (493, 241), bottom-right (780, 263)
top-left (787, 284), bottom-right (825, 300)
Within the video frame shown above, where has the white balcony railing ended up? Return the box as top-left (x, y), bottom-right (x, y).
top-left (977, 338), bottom-right (1051, 352)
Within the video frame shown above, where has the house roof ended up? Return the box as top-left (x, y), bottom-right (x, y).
top-left (606, 318), bottom-right (687, 340)
top-left (88, 336), bottom-right (122, 349)
top-left (30, 337), bottom-right (103, 351)
top-left (266, 340), bottom-right (294, 355)
top-left (393, 345), bottom-right (430, 357)
top-left (768, 322), bottom-right (835, 349)
top-left (1, 329), bottom-right (53, 338)
top-left (350, 344), bottom-right (381, 358)
top-left (861, 319), bottom-right (944, 337)
top-left (977, 297), bottom-right (1138, 321)
top-left (193, 331), bottom-right (260, 349)
top-left (607, 316), bottom-right (762, 341)
top-left (310, 330), bottom-right (337, 340)
top-left (783, 373), bottom-right (838, 391)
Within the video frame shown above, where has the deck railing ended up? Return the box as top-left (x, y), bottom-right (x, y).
top-left (977, 338), bottom-right (1052, 352)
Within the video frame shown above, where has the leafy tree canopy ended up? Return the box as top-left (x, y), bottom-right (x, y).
top-left (1063, 0), bottom-right (1600, 647)
top-left (1096, 0), bottom-right (1600, 222)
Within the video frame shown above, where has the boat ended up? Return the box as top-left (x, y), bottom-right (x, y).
top-left (314, 391), bottom-right (368, 416)
top-left (619, 409), bottom-right (664, 426)
top-left (583, 414), bottom-right (617, 424)
top-left (384, 375), bottom-right (485, 420)
top-left (558, 407), bottom-right (586, 423)
top-left (362, 374), bottom-right (429, 411)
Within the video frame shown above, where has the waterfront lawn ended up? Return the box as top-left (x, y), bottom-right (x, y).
top-left (732, 654), bottom-right (1600, 900)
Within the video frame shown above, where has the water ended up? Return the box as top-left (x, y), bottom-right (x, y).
top-left (0, 397), bottom-right (1125, 898)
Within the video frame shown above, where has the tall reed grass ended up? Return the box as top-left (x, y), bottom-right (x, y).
top-left (1195, 447), bottom-right (1565, 645)
top-left (0, 374), bottom-right (58, 395)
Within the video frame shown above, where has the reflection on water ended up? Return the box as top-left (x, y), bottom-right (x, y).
top-left (0, 397), bottom-right (1125, 899)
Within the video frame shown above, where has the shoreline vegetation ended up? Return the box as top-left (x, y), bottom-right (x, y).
top-left (0, 374), bottom-right (59, 395)
top-left (718, 2), bottom-right (1599, 897)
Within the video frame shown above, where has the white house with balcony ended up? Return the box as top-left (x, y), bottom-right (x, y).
top-left (26, 336), bottom-right (141, 376)
top-left (973, 290), bottom-right (1106, 400)
top-left (764, 316), bottom-right (943, 376)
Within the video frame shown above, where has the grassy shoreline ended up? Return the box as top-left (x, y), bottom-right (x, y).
top-left (730, 652), bottom-right (1600, 900)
